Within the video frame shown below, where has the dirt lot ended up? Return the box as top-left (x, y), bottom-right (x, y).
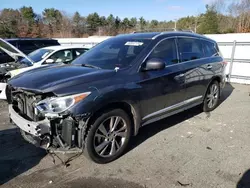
top-left (0, 83), bottom-right (250, 188)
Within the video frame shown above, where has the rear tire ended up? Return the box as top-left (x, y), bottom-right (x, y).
top-left (84, 109), bottom-right (131, 164)
top-left (203, 80), bottom-right (220, 112)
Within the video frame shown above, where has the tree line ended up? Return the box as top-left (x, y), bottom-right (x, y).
top-left (0, 0), bottom-right (249, 38)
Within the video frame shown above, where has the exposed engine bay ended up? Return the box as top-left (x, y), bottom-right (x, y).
top-left (0, 61), bottom-right (29, 82)
top-left (8, 86), bottom-right (87, 153)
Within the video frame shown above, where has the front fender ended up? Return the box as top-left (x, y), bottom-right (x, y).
top-left (70, 86), bottom-right (142, 136)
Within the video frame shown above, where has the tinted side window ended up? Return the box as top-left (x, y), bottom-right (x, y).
top-left (40, 40), bottom-right (60, 47)
top-left (178, 38), bottom-right (204, 62)
top-left (7, 40), bottom-right (17, 47)
top-left (32, 40), bottom-right (44, 48)
top-left (18, 41), bottom-right (37, 51)
top-left (148, 38), bottom-right (178, 66)
top-left (203, 40), bottom-right (219, 57)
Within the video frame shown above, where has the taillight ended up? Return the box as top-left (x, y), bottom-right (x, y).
top-left (221, 61), bottom-right (228, 68)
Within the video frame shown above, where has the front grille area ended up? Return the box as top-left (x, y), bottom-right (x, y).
top-left (8, 85), bottom-right (44, 121)
top-left (15, 94), bottom-right (36, 121)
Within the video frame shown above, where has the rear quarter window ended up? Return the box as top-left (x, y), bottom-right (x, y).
top-left (33, 40), bottom-right (60, 48)
top-left (7, 40), bottom-right (18, 47)
top-left (202, 40), bottom-right (219, 57)
top-left (18, 41), bottom-right (37, 51)
top-left (41, 40), bottom-right (60, 46)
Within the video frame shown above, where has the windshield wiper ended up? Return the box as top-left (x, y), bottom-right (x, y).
top-left (81, 63), bottom-right (101, 69)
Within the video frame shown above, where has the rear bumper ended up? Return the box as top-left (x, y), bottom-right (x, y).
top-left (9, 105), bottom-right (50, 136)
top-left (0, 83), bottom-right (7, 100)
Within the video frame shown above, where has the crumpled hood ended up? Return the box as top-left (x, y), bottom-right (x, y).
top-left (8, 64), bottom-right (115, 93)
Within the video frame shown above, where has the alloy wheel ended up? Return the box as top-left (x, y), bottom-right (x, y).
top-left (207, 83), bottom-right (219, 109)
top-left (93, 116), bottom-right (128, 157)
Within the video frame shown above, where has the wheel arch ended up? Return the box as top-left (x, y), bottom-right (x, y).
top-left (86, 101), bottom-right (141, 137)
top-left (203, 75), bottom-right (222, 100)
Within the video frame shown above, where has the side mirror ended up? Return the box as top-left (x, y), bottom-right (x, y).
top-left (45, 59), bottom-right (54, 64)
top-left (143, 58), bottom-right (165, 71)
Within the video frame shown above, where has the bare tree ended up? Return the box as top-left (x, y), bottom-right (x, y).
top-left (228, 0), bottom-right (250, 32)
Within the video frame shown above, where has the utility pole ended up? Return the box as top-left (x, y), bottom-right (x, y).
top-left (194, 16), bottom-right (198, 33)
top-left (174, 19), bottom-right (178, 31)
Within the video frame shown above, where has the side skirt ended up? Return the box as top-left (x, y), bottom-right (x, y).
top-left (141, 100), bottom-right (202, 127)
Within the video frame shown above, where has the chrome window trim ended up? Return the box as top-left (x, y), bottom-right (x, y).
top-left (138, 36), bottom-right (178, 72)
top-left (137, 35), bottom-right (222, 72)
top-left (142, 95), bottom-right (202, 120)
top-left (200, 38), bottom-right (220, 57)
top-left (176, 36), bottom-right (220, 64)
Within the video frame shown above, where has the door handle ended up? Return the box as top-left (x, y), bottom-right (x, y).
top-left (178, 73), bottom-right (185, 77)
top-left (174, 73), bottom-right (185, 81)
top-left (207, 65), bottom-right (213, 70)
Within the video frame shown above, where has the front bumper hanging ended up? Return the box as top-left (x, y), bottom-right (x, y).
top-left (9, 104), bottom-right (50, 136)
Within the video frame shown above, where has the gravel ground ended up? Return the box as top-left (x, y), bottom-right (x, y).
top-left (0, 83), bottom-right (250, 188)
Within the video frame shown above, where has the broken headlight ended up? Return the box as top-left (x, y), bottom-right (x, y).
top-left (35, 92), bottom-right (91, 114)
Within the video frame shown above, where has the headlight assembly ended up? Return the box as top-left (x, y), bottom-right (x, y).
top-left (36, 92), bottom-right (91, 114)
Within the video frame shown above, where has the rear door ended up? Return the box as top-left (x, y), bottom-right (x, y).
top-left (176, 37), bottom-right (215, 103)
top-left (138, 38), bottom-right (186, 121)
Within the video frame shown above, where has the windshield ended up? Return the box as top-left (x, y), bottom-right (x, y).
top-left (72, 37), bottom-right (151, 70)
top-left (20, 48), bottom-right (54, 65)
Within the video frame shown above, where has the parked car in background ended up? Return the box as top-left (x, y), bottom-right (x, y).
top-left (0, 38), bottom-right (60, 64)
top-left (0, 38), bottom-right (90, 99)
top-left (7, 32), bottom-right (226, 164)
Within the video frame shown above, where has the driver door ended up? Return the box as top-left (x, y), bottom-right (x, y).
top-left (138, 38), bottom-right (186, 121)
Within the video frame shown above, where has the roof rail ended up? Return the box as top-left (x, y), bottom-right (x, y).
top-left (131, 28), bottom-right (195, 34)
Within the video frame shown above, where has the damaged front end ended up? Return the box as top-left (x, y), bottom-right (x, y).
top-left (8, 86), bottom-right (91, 153)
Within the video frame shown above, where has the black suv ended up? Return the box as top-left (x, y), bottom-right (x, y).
top-left (0, 38), bottom-right (60, 63)
top-left (7, 32), bottom-right (226, 163)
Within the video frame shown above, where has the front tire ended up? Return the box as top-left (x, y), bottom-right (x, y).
top-left (203, 80), bottom-right (220, 112)
top-left (84, 109), bottom-right (132, 164)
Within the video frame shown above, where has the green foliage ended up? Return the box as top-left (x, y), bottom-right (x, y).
top-left (177, 16), bottom-right (197, 31)
top-left (73, 11), bottom-right (81, 25)
top-left (20, 6), bottom-right (36, 23)
top-left (42, 8), bottom-right (62, 25)
top-left (150, 20), bottom-right (159, 28)
top-left (197, 5), bottom-right (219, 34)
top-left (86, 12), bottom-right (102, 34)
top-left (72, 11), bottom-right (83, 37)
top-left (0, 3), bottom-right (247, 38)
top-left (0, 9), bottom-right (20, 38)
top-left (139, 17), bottom-right (146, 30)
top-left (130, 17), bottom-right (137, 28)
